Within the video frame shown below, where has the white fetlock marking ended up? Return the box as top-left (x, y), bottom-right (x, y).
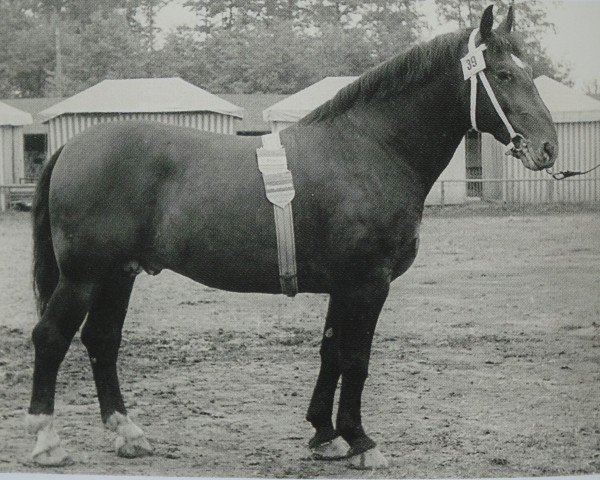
top-left (311, 436), bottom-right (349, 460)
top-left (105, 412), bottom-right (152, 458)
top-left (348, 447), bottom-right (389, 470)
top-left (105, 412), bottom-right (144, 439)
top-left (26, 414), bottom-right (71, 466)
top-left (25, 413), bottom-right (53, 435)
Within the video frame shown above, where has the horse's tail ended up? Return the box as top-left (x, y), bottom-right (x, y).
top-left (32, 146), bottom-right (63, 317)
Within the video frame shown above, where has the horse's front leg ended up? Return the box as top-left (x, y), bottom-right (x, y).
top-left (306, 294), bottom-right (350, 460)
top-left (336, 280), bottom-right (390, 469)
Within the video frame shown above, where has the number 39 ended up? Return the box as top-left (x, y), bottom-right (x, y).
top-left (466, 56), bottom-right (478, 70)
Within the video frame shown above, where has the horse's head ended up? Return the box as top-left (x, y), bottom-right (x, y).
top-left (464, 5), bottom-right (558, 171)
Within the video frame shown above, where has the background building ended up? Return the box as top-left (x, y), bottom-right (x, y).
top-left (0, 101), bottom-right (32, 185)
top-left (479, 76), bottom-right (600, 203)
top-left (38, 78), bottom-right (244, 155)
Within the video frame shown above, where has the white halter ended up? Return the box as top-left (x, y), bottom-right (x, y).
top-left (464, 28), bottom-right (522, 151)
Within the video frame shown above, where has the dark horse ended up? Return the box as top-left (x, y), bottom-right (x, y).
top-left (26, 6), bottom-right (557, 469)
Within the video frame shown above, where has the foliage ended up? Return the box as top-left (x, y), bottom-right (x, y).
top-left (61, 11), bottom-right (149, 93)
top-left (0, 0), bottom-right (569, 97)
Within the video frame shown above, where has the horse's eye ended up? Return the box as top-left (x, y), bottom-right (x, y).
top-left (496, 70), bottom-right (513, 82)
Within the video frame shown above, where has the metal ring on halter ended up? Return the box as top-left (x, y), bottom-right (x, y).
top-left (507, 133), bottom-right (524, 153)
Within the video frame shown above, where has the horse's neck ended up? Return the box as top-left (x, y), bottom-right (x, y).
top-left (343, 74), bottom-right (469, 190)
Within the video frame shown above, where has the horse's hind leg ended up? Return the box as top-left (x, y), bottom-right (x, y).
top-left (80, 272), bottom-right (152, 458)
top-left (306, 294), bottom-right (350, 459)
top-left (27, 277), bottom-right (96, 466)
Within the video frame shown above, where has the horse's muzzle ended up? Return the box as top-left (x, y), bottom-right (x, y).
top-left (510, 137), bottom-right (558, 171)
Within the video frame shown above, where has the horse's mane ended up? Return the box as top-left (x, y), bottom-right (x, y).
top-left (301, 28), bottom-right (520, 124)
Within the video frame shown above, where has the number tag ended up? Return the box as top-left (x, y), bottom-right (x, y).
top-left (461, 48), bottom-right (486, 80)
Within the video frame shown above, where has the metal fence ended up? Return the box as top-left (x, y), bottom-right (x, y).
top-left (2, 178), bottom-right (599, 212)
top-left (439, 177), bottom-right (600, 206)
top-left (0, 183), bottom-right (35, 212)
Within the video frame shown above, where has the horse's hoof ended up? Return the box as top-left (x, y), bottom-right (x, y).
top-left (31, 432), bottom-right (73, 467)
top-left (116, 434), bottom-right (153, 458)
top-left (27, 414), bottom-right (73, 467)
top-left (311, 436), bottom-right (349, 460)
top-left (106, 412), bottom-right (153, 458)
top-left (347, 447), bottom-right (389, 469)
top-left (32, 445), bottom-right (73, 467)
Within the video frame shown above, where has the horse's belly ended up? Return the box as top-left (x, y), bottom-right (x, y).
top-left (169, 245), bottom-right (283, 294)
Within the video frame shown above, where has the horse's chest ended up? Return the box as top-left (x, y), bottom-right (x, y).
top-left (386, 222), bottom-right (421, 279)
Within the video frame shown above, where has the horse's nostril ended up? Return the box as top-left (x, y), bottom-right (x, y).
top-left (543, 142), bottom-right (556, 159)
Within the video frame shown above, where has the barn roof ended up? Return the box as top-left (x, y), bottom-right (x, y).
top-left (534, 76), bottom-right (600, 123)
top-left (2, 97), bottom-right (64, 134)
top-left (263, 77), bottom-right (357, 122)
top-left (0, 100), bottom-right (32, 126)
top-left (38, 78), bottom-right (244, 122)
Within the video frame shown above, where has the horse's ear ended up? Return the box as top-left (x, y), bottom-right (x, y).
top-left (498, 5), bottom-right (514, 33)
top-left (480, 5), bottom-right (494, 41)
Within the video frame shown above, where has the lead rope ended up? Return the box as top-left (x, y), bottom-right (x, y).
top-left (545, 164), bottom-right (600, 180)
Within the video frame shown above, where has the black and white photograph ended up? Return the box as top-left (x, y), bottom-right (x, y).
top-left (0, 0), bottom-right (598, 478)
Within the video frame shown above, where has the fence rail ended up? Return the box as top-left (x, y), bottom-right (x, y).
top-left (1, 178), bottom-right (599, 212)
top-left (0, 184), bottom-right (36, 212)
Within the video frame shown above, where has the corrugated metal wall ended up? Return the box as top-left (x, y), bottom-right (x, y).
top-left (0, 126), bottom-right (24, 184)
top-left (482, 121), bottom-right (600, 203)
top-left (47, 112), bottom-right (237, 154)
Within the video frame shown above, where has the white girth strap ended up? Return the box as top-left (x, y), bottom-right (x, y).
top-left (256, 132), bottom-right (298, 297)
top-left (465, 28), bottom-right (520, 149)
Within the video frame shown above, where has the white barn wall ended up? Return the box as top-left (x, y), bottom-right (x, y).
top-left (0, 126), bottom-right (25, 184)
top-left (425, 139), bottom-right (467, 205)
top-left (483, 121), bottom-right (600, 202)
top-left (47, 112), bottom-right (238, 155)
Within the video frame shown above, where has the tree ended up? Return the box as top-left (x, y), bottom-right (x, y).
top-left (183, 0), bottom-right (262, 33)
top-left (0, 0), bottom-right (37, 95)
top-left (193, 21), bottom-right (320, 93)
top-left (1, 20), bottom-right (56, 97)
top-left (61, 10), bottom-right (149, 94)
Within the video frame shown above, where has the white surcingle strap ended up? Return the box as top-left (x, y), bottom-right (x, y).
top-left (256, 132), bottom-right (298, 297)
top-left (464, 28), bottom-right (521, 150)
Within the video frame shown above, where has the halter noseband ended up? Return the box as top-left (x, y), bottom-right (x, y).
top-left (463, 28), bottom-right (523, 152)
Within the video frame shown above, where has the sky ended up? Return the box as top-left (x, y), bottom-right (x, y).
top-left (155, 0), bottom-right (600, 92)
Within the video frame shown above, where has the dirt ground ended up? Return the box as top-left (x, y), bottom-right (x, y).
top-left (0, 205), bottom-right (598, 478)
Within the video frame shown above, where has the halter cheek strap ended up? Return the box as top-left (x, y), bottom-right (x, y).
top-left (466, 28), bottom-right (521, 150)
